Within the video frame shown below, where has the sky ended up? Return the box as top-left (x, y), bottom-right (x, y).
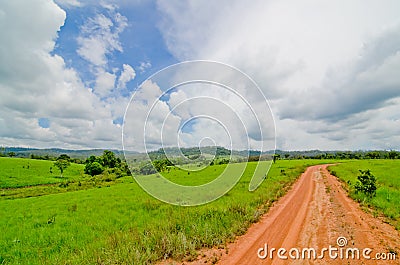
top-left (0, 0), bottom-right (399, 151)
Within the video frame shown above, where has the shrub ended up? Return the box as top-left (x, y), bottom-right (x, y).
top-left (354, 169), bottom-right (377, 197)
top-left (85, 161), bottom-right (103, 176)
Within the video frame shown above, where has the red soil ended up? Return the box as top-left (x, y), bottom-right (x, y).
top-left (161, 165), bottom-right (400, 265)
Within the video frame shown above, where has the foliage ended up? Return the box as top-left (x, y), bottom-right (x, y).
top-left (102, 150), bottom-right (121, 168)
top-left (84, 151), bottom-right (128, 177)
top-left (137, 159), bottom-right (173, 175)
top-left (53, 155), bottom-right (71, 177)
top-left (354, 169), bottom-right (377, 197)
top-left (388, 150), bottom-right (399, 159)
top-left (152, 159), bottom-right (172, 172)
top-left (84, 161), bottom-right (103, 176)
top-left (328, 160), bottom-right (400, 230)
top-left (139, 162), bottom-right (157, 175)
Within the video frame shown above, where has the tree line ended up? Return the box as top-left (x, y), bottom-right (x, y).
top-left (48, 150), bottom-right (130, 178)
top-left (274, 150), bottom-right (400, 160)
top-left (83, 150), bottom-right (130, 177)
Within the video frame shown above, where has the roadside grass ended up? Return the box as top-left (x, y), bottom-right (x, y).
top-left (0, 175), bottom-right (131, 200)
top-left (0, 159), bottom-right (333, 265)
top-left (0, 157), bottom-right (84, 188)
top-left (328, 160), bottom-right (400, 230)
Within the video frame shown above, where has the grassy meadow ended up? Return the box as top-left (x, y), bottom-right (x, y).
top-left (0, 157), bottom-right (84, 188)
top-left (328, 160), bottom-right (400, 230)
top-left (2, 157), bottom-right (399, 264)
top-left (0, 157), bottom-right (332, 264)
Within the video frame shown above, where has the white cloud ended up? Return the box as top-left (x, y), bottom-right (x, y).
top-left (54, 0), bottom-right (82, 8)
top-left (123, 66), bottom-right (275, 152)
top-left (138, 61), bottom-right (152, 74)
top-left (117, 64), bottom-right (135, 89)
top-left (157, 0), bottom-right (400, 150)
top-left (123, 80), bottom-right (175, 151)
top-left (0, 0), bottom-right (126, 149)
top-left (77, 11), bottom-right (128, 67)
top-left (94, 70), bottom-right (116, 97)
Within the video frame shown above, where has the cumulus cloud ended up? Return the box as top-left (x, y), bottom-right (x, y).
top-left (54, 0), bottom-right (82, 8)
top-left (280, 24), bottom-right (400, 122)
top-left (123, 61), bottom-right (275, 152)
top-left (94, 70), bottom-right (116, 97)
top-left (2, 0), bottom-right (399, 151)
top-left (117, 64), bottom-right (135, 89)
top-left (77, 9), bottom-right (135, 96)
top-left (77, 11), bottom-right (128, 67)
top-left (0, 0), bottom-right (125, 149)
top-left (156, 0), bottom-right (400, 150)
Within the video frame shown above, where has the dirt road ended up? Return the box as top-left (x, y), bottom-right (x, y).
top-left (213, 165), bottom-right (400, 264)
top-left (164, 164), bottom-right (400, 265)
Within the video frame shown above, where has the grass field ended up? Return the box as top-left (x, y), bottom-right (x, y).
top-left (0, 157), bottom-right (84, 188)
top-left (328, 160), bottom-right (400, 230)
top-left (0, 158), bottom-right (332, 264)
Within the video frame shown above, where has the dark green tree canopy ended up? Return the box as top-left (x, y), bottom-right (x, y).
top-left (84, 161), bottom-right (103, 176)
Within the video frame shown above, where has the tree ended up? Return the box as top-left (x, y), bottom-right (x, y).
top-left (54, 159), bottom-right (70, 177)
top-left (139, 163), bottom-right (157, 175)
top-left (83, 151), bottom-right (131, 177)
top-left (354, 169), bottom-right (377, 197)
top-left (152, 159), bottom-right (173, 172)
top-left (54, 154), bottom-right (71, 177)
top-left (58, 154), bottom-right (71, 160)
top-left (388, 150), bottom-right (399, 159)
top-left (84, 161), bottom-right (103, 176)
top-left (101, 150), bottom-right (120, 168)
top-left (365, 151), bottom-right (380, 159)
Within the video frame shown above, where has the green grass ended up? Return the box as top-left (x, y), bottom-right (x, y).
top-left (328, 160), bottom-right (400, 230)
top-left (0, 159), bottom-right (332, 265)
top-left (0, 157), bottom-right (85, 188)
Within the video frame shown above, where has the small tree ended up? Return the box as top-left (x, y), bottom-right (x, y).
top-left (85, 161), bottom-right (103, 176)
top-left (152, 159), bottom-right (173, 172)
top-left (58, 154), bottom-right (70, 161)
top-left (139, 163), bottom-right (157, 175)
top-left (101, 150), bottom-right (120, 168)
top-left (388, 150), bottom-right (399, 159)
top-left (273, 154), bottom-right (280, 163)
top-left (54, 159), bottom-right (70, 177)
top-left (354, 169), bottom-right (377, 197)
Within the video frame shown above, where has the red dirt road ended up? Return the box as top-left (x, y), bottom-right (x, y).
top-left (216, 165), bottom-right (400, 264)
top-left (164, 165), bottom-right (400, 265)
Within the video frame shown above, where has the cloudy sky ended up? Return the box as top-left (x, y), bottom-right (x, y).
top-left (0, 0), bottom-right (399, 151)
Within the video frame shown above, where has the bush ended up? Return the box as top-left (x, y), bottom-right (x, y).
top-left (354, 169), bottom-right (377, 197)
top-left (139, 163), bottom-right (157, 175)
top-left (85, 161), bottom-right (103, 176)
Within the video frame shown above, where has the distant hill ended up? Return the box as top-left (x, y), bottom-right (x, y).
top-left (1, 147), bottom-right (138, 159)
top-left (149, 146), bottom-right (232, 157)
top-left (1, 146), bottom-right (398, 160)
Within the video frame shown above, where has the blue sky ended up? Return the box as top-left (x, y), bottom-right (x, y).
top-left (0, 0), bottom-right (400, 151)
top-left (54, 1), bottom-right (177, 88)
